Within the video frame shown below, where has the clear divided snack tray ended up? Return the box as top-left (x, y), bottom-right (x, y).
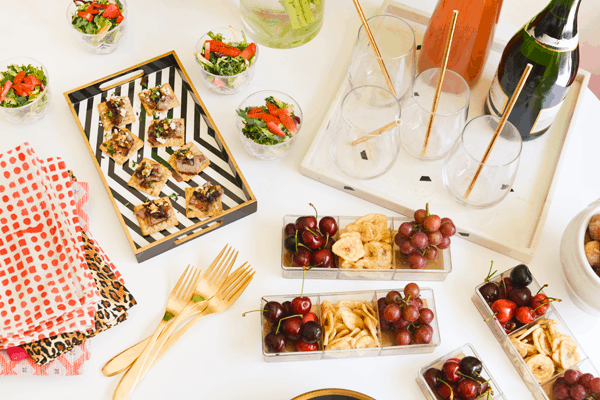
top-left (416, 343), bottom-right (506, 400)
top-left (472, 266), bottom-right (599, 399)
top-left (260, 288), bottom-right (440, 362)
top-left (281, 215), bottom-right (452, 281)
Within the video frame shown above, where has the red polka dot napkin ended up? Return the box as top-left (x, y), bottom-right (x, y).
top-left (0, 143), bottom-right (101, 348)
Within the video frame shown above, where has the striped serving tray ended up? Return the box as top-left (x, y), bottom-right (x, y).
top-left (64, 51), bottom-right (257, 262)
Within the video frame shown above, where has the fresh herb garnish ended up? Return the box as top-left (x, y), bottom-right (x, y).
top-left (168, 193), bottom-right (179, 201)
top-left (131, 161), bottom-right (137, 168)
top-left (124, 202), bottom-right (129, 206)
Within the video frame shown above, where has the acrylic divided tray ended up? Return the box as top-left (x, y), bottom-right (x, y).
top-left (64, 51), bottom-right (257, 262)
top-left (472, 266), bottom-right (599, 399)
top-left (300, 0), bottom-right (591, 263)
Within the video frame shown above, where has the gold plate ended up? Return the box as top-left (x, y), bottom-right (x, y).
top-left (292, 389), bottom-right (375, 400)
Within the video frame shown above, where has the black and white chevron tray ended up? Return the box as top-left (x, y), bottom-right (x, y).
top-left (65, 51), bottom-right (257, 263)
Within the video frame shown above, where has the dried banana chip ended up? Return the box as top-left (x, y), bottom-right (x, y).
top-left (354, 214), bottom-right (388, 232)
top-left (341, 308), bottom-right (364, 330)
top-left (511, 337), bottom-right (528, 358)
top-left (332, 235), bottom-right (365, 262)
top-left (355, 335), bottom-right (377, 349)
top-left (559, 340), bottom-right (580, 369)
top-left (346, 223), bottom-right (377, 243)
top-left (355, 259), bottom-right (378, 269)
top-left (533, 329), bottom-right (552, 357)
top-left (526, 354), bottom-right (555, 383)
top-left (376, 243), bottom-right (392, 268)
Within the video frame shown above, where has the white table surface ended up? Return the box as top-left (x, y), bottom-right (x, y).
top-left (1, 1), bottom-right (599, 399)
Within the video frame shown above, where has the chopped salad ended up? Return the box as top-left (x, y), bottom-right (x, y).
top-left (71, 0), bottom-right (124, 35)
top-left (195, 31), bottom-right (257, 77)
top-left (237, 96), bottom-right (300, 145)
top-left (0, 64), bottom-right (47, 108)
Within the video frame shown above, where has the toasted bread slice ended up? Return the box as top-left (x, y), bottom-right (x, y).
top-left (98, 96), bottom-right (135, 131)
top-left (147, 118), bottom-right (185, 148)
top-left (127, 158), bottom-right (172, 197)
top-left (99, 128), bottom-right (143, 165)
top-left (167, 142), bottom-right (210, 182)
top-left (185, 187), bottom-right (223, 219)
top-left (134, 197), bottom-right (178, 236)
top-left (138, 83), bottom-right (180, 116)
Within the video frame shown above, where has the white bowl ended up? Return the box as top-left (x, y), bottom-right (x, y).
top-left (560, 198), bottom-right (600, 316)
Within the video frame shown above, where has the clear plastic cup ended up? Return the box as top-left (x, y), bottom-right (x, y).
top-left (67, 0), bottom-right (128, 54)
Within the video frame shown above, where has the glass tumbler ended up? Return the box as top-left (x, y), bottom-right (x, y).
top-left (348, 14), bottom-right (416, 101)
top-left (442, 115), bottom-right (522, 209)
top-left (330, 85), bottom-right (401, 180)
top-left (400, 68), bottom-right (470, 160)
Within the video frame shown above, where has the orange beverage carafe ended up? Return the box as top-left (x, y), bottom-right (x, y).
top-left (418, 0), bottom-right (504, 87)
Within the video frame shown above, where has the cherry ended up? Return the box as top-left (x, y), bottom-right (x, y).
top-left (301, 228), bottom-right (325, 250)
top-left (383, 304), bottom-right (402, 323)
top-left (474, 376), bottom-right (490, 396)
top-left (398, 222), bottom-right (414, 238)
top-left (311, 248), bottom-right (333, 268)
top-left (502, 320), bottom-right (517, 333)
top-left (515, 306), bottom-right (536, 324)
top-left (264, 332), bottom-right (287, 353)
top-left (300, 320), bottom-right (322, 343)
top-left (321, 235), bottom-right (335, 252)
top-left (457, 379), bottom-right (478, 400)
top-left (292, 247), bottom-right (312, 268)
top-left (284, 223), bottom-right (297, 236)
top-left (386, 290), bottom-right (403, 304)
top-left (319, 216), bottom-right (337, 237)
top-left (480, 282), bottom-right (500, 303)
top-left (459, 356), bottom-right (482, 378)
top-left (296, 340), bottom-right (318, 352)
top-left (510, 264), bottom-right (533, 287)
top-left (436, 236), bottom-right (451, 250)
top-left (413, 325), bottom-right (433, 344)
top-left (292, 296), bottom-right (312, 315)
top-left (442, 360), bottom-right (461, 383)
top-left (490, 299), bottom-right (517, 323)
top-left (281, 301), bottom-right (293, 318)
top-left (301, 312), bottom-right (318, 325)
top-left (295, 215), bottom-right (317, 233)
top-left (418, 308), bottom-right (434, 325)
top-left (395, 329), bottom-right (411, 345)
top-left (262, 301), bottom-right (284, 323)
top-left (436, 381), bottom-right (454, 399)
top-left (531, 291), bottom-right (561, 316)
top-left (284, 234), bottom-right (300, 253)
top-left (424, 368), bottom-right (443, 389)
top-left (498, 277), bottom-right (515, 298)
top-left (282, 317), bottom-right (302, 341)
top-left (507, 286), bottom-right (532, 307)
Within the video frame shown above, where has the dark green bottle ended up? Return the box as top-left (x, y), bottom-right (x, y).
top-left (485, 0), bottom-right (581, 141)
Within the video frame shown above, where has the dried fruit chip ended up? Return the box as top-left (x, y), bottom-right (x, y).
top-left (354, 214), bottom-right (387, 232)
top-left (559, 340), bottom-right (580, 369)
top-left (332, 235), bottom-right (365, 262)
top-left (341, 308), bottom-right (364, 331)
top-left (526, 354), bottom-right (555, 383)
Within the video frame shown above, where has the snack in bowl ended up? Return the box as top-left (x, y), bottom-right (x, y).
top-left (167, 142), bottom-right (210, 181)
top-left (138, 83), bottom-right (180, 116)
top-left (133, 197), bottom-right (178, 236)
top-left (99, 127), bottom-right (143, 164)
top-left (185, 182), bottom-right (224, 219)
top-left (0, 63), bottom-right (47, 108)
top-left (98, 95), bottom-right (135, 131)
top-left (551, 369), bottom-right (600, 399)
top-left (584, 214), bottom-right (600, 278)
top-left (509, 319), bottom-right (581, 384)
top-left (70, 0), bottom-right (125, 35)
top-left (236, 90), bottom-right (302, 160)
top-left (423, 354), bottom-right (494, 400)
top-left (321, 299), bottom-right (380, 350)
top-left (147, 118), bottom-right (185, 147)
top-left (127, 158), bottom-right (172, 197)
top-left (333, 214), bottom-right (392, 269)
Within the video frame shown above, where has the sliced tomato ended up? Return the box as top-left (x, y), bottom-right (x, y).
top-left (239, 43), bottom-right (257, 60)
top-left (23, 75), bottom-right (41, 86)
top-left (0, 81), bottom-right (12, 102)
top-left (77, 11), bottom-right (94, 22)
top-left (266, 122), bottom-right (286, 137)
top-left (102, 3), bottom-right (121, 19)
top-left (13, 71), bottom-right (26, 84)
top-left (278, 113), bottom-right (298, 134)
top-left (116, 15), bottom-right (124, 24)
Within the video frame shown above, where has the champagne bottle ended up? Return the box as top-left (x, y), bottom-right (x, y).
top-left (485, 0), bottom-right (581, 141)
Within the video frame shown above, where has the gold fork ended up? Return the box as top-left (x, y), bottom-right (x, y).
top-left (103, 245), bottom-right (236, 377)
top-left (137, 265), bottom-right (255, 381)
top-left (112, 264), bottom-right (202, 400)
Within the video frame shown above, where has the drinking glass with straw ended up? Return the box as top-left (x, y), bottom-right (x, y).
top-left (442, 64), bottom-right (533, 208)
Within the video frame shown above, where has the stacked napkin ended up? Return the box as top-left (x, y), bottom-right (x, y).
top-left (0, 143), bottom-right (136, 370)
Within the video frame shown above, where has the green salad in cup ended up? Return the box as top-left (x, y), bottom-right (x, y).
top-left (71, 0), bottom-right (125, 35)
top-left (0, 64), bottom-right (47, 108)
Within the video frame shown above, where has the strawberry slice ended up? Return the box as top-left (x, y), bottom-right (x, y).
top-left (213, 45), bottom-right (241, 57)
top-left (266, 101), bottom-right (278, 115)
top-left (278, 113), bottom-right (298, 134)
top-left (272, 107), bottom-right (291, 116)
top-left (247, 107), bottom-right (263, 116)
top-left (102, 3), bottom-right (121, 19)
top-left (13, 71), bottom-right (26, 84)
top-left (257, 113), bottom-right (280, 125)
top-left (239, 43), bottom-right (257, 60)
top-left (266, 122), bottom-right (286, 137)
top-left (24, 75), bottom-right (41, 86)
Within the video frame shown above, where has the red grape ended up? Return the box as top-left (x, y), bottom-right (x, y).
top-left (395, 329), bottom-right (412, 345)
top-left (408, 253), bottom-right (426, 269)
top-left (411, 232), bottom-right (429, 250)
top-left (437, 237), bottom-right (451, 250)
top-left (385, 291), bottom-right (402, 304)
top-left (383, 304), bottom-right (402, 323)
top-left (424, 215), bottom-right (441, 232)
top-left (402, 305), bottom-right (419, 322)
top-left (428, 231), bottom-right (443, 246)
top-left (423, 247), bottom-right (438, 261)
top-left (419, 308), bottom-right (434, 324)
top-left (414, 209), bottom-right (427, 223)
top-left (404, 283), bottom-right (420, 299)
top-left (440, 221), bottom-right (457, 237)
top-left (392, 317), bottom-right (410, 330)
top-left (399, 238), bottom-right (416, 255)
top-left (441, 217), bottom-right (453, 224)
top-left (399, 222), bottom-right (414, 238)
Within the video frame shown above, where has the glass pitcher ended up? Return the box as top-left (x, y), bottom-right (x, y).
top-left (240, 0), bottom-right (325, 49)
